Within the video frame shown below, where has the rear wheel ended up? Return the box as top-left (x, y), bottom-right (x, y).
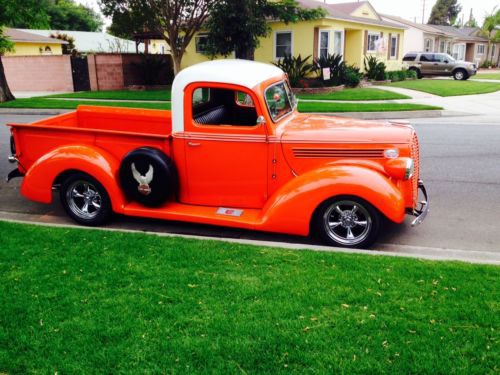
top-left (410, 67), bottom-right (422, 79)
top-left (313, 196), bottom-right (381, 248)
top-left (60, 172), bottom-right (112, 226)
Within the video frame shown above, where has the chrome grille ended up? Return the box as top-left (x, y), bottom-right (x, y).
top-left (293, 148), bottom-right (384, 159)
top-left (410, 132), bottom-right (420, 205)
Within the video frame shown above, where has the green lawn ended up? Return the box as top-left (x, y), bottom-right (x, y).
top-left (474, 72), bottom-right (500, 80)
top-left (47, 89), bottom-right (172, 101)
top-left (0, 98), bottom-right (170, 110)
top-left (387, 79), bottom-right (500, 96)
top-left (298, 101), bottom-right (441, 112)
top-left (0, 221), bottom-right (498, 373)
top-left (297, 88), bottom-right (410, 101)
top-left (0, 97), bottom-right (439, 113)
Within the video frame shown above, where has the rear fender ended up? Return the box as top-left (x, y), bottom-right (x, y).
top-left (259, 165), bottom-right (405, 236)
top-left (21, 145), bottom-right (125, 211)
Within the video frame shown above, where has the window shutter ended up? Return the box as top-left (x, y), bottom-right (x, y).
top-left (364, 30), bottom-right (368, 54)
top-left (313, 27), bottom-right (319, 61)
top-left (387, 33), bottom-right (392, 59)
top-left (396, 34), bottom-right (400, 59)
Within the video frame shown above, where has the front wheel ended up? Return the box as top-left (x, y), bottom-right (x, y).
top-left (453, 69), bottom-right (468, 80)
top-left (313, 196), bottom-right (381, 248)
top-left (60, 172), bottom-right (112, 226)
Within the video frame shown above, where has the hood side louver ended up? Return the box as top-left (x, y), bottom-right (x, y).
top-left (293, 148), bottom-right (385, 159)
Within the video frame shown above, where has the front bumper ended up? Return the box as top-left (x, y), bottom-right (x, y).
top-left (411, 179), bottom-right (429, 226)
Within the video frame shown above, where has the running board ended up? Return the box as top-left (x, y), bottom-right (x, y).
top-left (122, 201), bottom-right (262, 229)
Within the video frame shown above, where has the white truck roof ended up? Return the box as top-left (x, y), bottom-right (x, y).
top-left (171, 59), bottom-right (284, 133)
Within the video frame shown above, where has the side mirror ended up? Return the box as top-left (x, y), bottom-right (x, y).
top-left (444, 60), bottom-right (449, 63)
top-left (256, 115), bottom-right (266, 126)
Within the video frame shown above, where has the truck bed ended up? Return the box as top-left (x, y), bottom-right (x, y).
top-left (9, 105), bottom-right (173, 172)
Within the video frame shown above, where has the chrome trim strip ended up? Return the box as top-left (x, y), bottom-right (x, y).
top-left (8, 155), bottom-right (18, 163)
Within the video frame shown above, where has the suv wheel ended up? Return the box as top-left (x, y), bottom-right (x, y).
top-left (453, 69), bottom-right (468, 81)
top-left (410, 67), bottom-right (422, 79)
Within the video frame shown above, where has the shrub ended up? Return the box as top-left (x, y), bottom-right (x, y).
top-left (405, 69), bottom-right (417, 79)
top-left (480, 60), bottom-right (493, 69)
top-left (344, 65), bottom-right (363, 87)
top-left (364, 56), bottom-right (386, 81)
top-left (313, 53), bottom-right (346, 86)
top-left (273, 54), bottom-right (314, 87)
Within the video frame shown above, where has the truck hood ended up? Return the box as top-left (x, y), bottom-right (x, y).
top-left (280, 113), bottom-right (414, 144)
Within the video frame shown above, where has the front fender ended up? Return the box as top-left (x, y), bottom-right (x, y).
top-left (21, 144), bottom-right (125, 212)
top-left (259, 165), bottom-right (405, 236)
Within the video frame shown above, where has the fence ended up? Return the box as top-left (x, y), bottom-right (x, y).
top-left (2, 53), bottom-right (174, 93)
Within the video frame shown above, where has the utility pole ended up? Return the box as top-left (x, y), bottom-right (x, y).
top-left (422, 0), bottom-right (426, 24)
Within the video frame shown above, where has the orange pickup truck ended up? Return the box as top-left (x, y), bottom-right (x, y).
top-left (6, 59), bottom-right (428, 248)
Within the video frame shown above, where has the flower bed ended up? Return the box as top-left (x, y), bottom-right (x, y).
top-left (292, 84), bottom-right (344, 95)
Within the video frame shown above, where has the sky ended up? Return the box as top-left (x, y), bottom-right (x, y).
top-left (77, 0), bottom-right (499, 31)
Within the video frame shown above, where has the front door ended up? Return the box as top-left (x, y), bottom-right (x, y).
top-left (182, 85), bottom-right (268, 209)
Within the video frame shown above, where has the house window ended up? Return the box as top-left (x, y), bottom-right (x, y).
top-left (161, 45), bottom-right (165, 54)
top-left (195, 34), bottom-right (208, 53)
top-left (275, 31), bottom-right (292, 59)
top-left (367, 33), bottom-right (379, 52)
top-left (477, 44), bottom-right (485, 55)
top-left (333, 31), bottom-right (343, 56)
top-left (492, 44), bottom-right (497, 58)
top-left (390, 35), bottom-right (398, 58)
top-left (424, 38), bottom-right (433, 52)
top-left (319, 31), bottom-right (329, 59)
top-left (452, 44), bottom-right (465, 60)
top-left (440, 41), bottom-right (445, 52)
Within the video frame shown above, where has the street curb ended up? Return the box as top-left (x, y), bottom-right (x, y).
top-left (0, 108), bottom-right (444, 119)
top-left (0, 108), bottom-right (72, 115)
top-left (0, 214), bottom-right (498, 266)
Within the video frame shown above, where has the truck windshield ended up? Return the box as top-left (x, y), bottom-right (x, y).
top-left (265, 81), bottom-right (295, 122)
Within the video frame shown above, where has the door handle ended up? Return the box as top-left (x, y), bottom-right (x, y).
top-left (188, 141), bottom-right (201, 147)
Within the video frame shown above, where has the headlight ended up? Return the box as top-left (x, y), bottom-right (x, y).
top-left (384, 157), bottom-right (414, 180)
top-left (384, 148), bottom-right (399, 159)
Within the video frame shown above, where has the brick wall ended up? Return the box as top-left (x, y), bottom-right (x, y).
top-left (1, 55), bottom-right (74, 92)
top-left (90, 54), bottom-right (125, 91)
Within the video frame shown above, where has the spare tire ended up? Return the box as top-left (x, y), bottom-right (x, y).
top-left (119, 147), bottom-right (177, 207)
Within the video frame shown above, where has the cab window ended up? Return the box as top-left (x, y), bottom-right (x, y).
top-left (192, 87), bottom-right (258, 126)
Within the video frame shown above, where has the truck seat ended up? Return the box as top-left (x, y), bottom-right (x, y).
top-left (194, 105), bottom-right (228, 125)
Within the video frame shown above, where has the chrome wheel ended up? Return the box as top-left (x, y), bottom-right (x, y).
top-left (65, 180), bottom-right (103, 220)
top-left (322, 200), bottom-right (373, 246)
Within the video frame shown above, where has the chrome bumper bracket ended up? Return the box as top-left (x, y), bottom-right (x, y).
top-left (411, 179), bottom-right (429, 227)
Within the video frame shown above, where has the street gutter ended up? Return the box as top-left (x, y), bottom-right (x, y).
top-left (1, 213), bottom-right (499, 266)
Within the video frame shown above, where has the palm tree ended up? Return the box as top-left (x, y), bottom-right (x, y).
top-left (480, 7), bottom-right (500, 65)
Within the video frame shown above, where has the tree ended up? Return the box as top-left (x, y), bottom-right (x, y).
top-left (101, 0), bottom-right (218, 75)
top-left (428, 0), bottom-right (462, 26)
top-left (464, 9), bottom-right (478, 28)
top-left (107, 4), bottom-right (157, 40)
top-left (204, 0), bottom-right (325, 60)
top-left (479, 7), bottom-right (500, 64)
top-left (0, 0), bottom-right (50, 102)
top-left (50, 32), bottom-right (77, 54)
top-left (9, 0), bottom-right (103, 31)
top-left (46, 0), bottom-right (103, 31)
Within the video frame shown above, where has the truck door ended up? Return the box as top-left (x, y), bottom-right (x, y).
top-left (181, 84), bottom-right (268, 209)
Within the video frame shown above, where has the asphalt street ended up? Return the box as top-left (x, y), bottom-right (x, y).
top-left (1, 113), bottom-right (500, 258)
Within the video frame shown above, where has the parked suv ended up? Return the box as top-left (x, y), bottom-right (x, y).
top-left (403, 52), bottom-right (477, 80)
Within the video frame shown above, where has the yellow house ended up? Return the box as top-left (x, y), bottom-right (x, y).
top-left (3, 28), bottom-right (67, 56)
top-left (180, 0), bottom-right (406, 72)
